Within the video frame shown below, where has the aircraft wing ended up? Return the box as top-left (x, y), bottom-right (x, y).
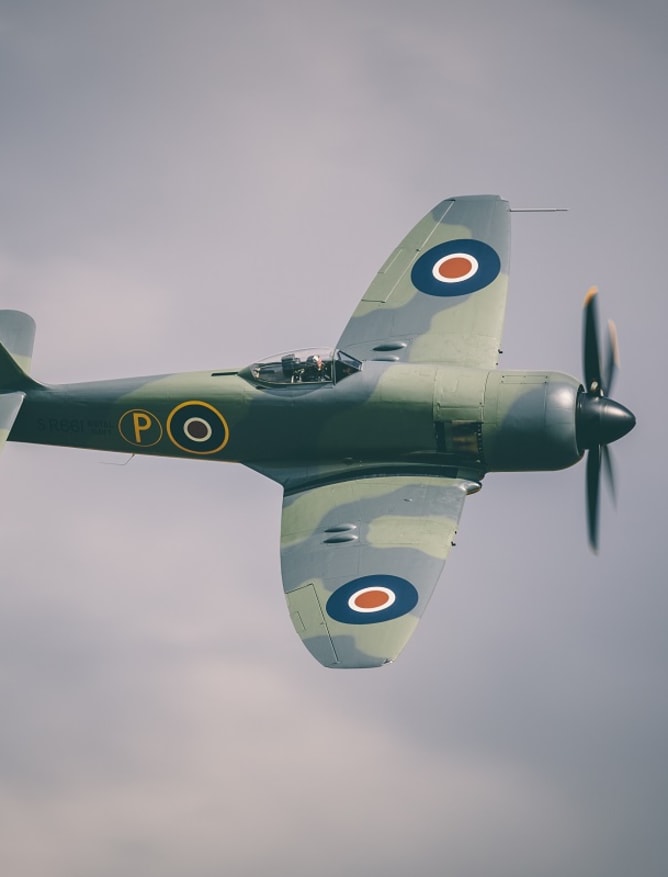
top-left (280, 474), bottom-right (474, 668)
top-left (336, 195), bottom-right (510, 368)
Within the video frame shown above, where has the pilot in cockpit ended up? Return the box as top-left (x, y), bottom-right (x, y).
top-left (303, 354), bottom-right (327, 382)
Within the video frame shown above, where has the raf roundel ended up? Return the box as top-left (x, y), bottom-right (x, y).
top-left (411, 238), bottom-right (501, 297)
top-left (166, 401), bottom-right (230, 455)
top-left (326, 575), bottom-right (419, 625)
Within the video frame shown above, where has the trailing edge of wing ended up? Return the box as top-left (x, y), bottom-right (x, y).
top-left (280, 474), bottom-right (475, 668)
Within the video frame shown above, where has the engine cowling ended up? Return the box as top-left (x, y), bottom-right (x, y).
top-left (482, 371), bottom-right (583, 471)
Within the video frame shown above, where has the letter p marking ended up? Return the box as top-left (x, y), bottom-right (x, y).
top-left (133, 411), bottom-right (153, 444)
top-left (119, 408), bottom-right (163, 448)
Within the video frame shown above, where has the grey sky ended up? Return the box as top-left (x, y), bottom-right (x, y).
top-left (0, 2), bottom-right (666, 875)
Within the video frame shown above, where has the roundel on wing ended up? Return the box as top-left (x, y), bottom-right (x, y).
top-left (411, 238), bottom-right (501, 297)
top-left (166, 401), bottom-right (230, 455)
top-left (325, 575), bottom-right (419, 625)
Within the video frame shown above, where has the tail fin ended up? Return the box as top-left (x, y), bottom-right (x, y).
top-left (0, 311), bottom-right (40, 451)
top-left (0, 310), bottom-right (39, 392)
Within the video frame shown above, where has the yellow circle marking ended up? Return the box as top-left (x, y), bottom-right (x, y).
top-left (166, 400), bottom-right (230, 455)
top-left (118, 408), bottom-right (163, 447)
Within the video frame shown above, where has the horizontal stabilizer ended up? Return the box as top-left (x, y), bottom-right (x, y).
top-left (0, 392), bottom-right (26, 452)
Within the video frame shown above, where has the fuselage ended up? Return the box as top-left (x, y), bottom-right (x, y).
top-left (8, 359), bottom-right (585, 485)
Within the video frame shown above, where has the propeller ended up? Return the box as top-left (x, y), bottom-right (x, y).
top-left (576, 287), bottom-right (635, 551)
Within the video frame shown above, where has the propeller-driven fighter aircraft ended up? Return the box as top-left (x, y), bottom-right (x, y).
top-left (0, 195), bottom-right (635, 668)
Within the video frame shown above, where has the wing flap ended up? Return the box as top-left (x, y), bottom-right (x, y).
top-left (280, 474), bottom-right (474, 668)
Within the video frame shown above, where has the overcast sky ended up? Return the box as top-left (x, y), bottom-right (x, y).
top-left (0, 2), bottom-right (666, 875)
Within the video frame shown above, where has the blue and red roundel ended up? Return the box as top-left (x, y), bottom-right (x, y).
top-left (411, 238), bottom-right (501, 297)
top-left (326, 575), bottom-right (419, 625)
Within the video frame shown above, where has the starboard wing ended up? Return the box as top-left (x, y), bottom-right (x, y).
top-left (280, 474), bottom-right (475, 668)
top-left (337, 195), bottom-right (510, 368)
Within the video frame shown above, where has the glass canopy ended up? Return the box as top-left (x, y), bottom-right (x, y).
top-left (247, 348), bottom-right (362, 386)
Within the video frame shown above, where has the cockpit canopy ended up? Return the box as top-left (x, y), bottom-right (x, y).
top-left (245, 348), bottom-right (362, 386)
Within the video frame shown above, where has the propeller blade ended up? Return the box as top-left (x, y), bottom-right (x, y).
top-left (586, 444), bottom-right (601, 552)
top-left (583, 287), bottom-right (602, 395)
top-left (580, 290), bottom-right (634, 551)
top-left (601, 444), bottom-right (617, 505)
top-left (604, 319), bottom-right (619, 397)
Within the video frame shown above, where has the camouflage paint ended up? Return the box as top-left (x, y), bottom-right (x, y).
top-left (281, 475), bottom-right (473, 667)
top-left (1, 196), bottom-right (619, 668)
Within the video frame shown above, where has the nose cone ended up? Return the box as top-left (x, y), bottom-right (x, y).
top-left (577, 394), bottom-right (636, 450)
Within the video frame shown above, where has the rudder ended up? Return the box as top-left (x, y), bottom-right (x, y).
top-left (0, 310), bottom-right (39, 392)
top-left (0, 310), bottom-right (36, 375)
top-left (0, 311), bottom-right (39, 451)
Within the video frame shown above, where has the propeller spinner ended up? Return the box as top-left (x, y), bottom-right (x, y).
top-left (576, 288), bottom-right (636, 551)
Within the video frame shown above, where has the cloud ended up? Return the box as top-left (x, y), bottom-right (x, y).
top-left (0, 1), bottom-right (666, 875)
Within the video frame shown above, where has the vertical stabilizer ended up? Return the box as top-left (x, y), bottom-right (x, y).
top-left (0, 311), bottom-right (40, 393)
top-left (0, 311), bottom-right (38, 452)
top-left (0, 310), bottom-right (36, 375)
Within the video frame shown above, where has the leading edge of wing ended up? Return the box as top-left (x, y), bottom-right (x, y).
top-left (280, 474), bottom-right (475, 668)
top-left (336, 195), bottom-right (510, 369)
